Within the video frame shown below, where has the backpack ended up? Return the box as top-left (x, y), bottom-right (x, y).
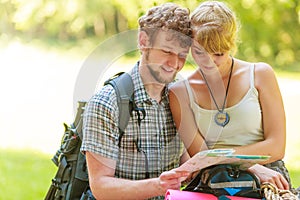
top-left (183, 164), bottom-right (262, 199)
top-left (45, 72), bottom-right (135, 200)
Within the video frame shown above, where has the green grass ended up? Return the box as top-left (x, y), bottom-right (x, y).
top-left (286, 149), bottom-right (300, 188)
top-left (0, 148), bottom-right (299, 199)
top-left (289, 168), bottom-right (300, 188)
top-left (0, 149), bottom-right (56, 200)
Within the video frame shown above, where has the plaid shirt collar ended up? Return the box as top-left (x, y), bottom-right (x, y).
top-left (129, 61), bottom-right (169, 105)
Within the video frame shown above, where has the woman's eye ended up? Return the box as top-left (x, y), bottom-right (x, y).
top-left (214, 53), bottom-right (224, 56)
top-left (195, 50), bottom-right (205, 55)
top-left (178, 53), bottom-right (187, 59)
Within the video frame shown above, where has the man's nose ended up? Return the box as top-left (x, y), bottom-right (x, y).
top-left (167, 53), bottom-right (180, 68)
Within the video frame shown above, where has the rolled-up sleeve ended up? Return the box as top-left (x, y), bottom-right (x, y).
top-left (80, 85), bottom-right (120, 161)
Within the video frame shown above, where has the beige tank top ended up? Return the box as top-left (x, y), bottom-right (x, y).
top-left (185, 64), bottom-right (264, 149)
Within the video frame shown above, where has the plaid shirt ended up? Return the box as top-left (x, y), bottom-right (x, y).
top-left (81, 62), bottom-right (184, 186)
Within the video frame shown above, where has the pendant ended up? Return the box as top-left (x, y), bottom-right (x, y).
top-left (214, 111), bottom-right (230, 127)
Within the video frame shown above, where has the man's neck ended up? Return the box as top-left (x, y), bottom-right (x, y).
top-left (139, 60), bottom-right (166, 103)
top-left (143, 83), bottom-right (165, 103)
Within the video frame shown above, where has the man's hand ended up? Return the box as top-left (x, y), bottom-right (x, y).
top-left (156, 170), bottom-right (189, 195)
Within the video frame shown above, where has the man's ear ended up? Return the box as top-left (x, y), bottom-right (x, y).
top-left (138, 31), bottom-right (150, 50)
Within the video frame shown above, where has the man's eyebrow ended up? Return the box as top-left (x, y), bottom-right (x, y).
top-left (161, 44), bottom-right (173, 50)
top-left (180, 50), bottom-right (189, 55)
top-left (162, 45), bottom-right (189, 54)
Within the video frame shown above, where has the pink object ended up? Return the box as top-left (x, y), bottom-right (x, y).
top-left (165, 189), bottom-right (261, 200)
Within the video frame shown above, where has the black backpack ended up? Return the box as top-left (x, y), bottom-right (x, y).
top-left (183, 164), bottom-right (262, 198)
top-left (45, 72), bottom-right (135, 200)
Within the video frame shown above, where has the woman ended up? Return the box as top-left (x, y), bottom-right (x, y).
top-left (169, 0), bottom-right (295, 192)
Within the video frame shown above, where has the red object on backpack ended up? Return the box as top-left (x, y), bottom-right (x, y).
top-left (165, 189), bottom-right (261, 200)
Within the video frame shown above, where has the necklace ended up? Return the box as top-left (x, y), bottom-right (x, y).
top-left (199, 58), bottom-right (234, 127)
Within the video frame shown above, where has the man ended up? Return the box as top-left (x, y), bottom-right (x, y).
top-left (81, 3), bottom-right (192, 199)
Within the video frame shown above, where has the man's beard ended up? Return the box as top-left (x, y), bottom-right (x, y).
top-left (145, 50), bottom-right (177, 84)
top-left (146, 63), bottom-right (176, 84)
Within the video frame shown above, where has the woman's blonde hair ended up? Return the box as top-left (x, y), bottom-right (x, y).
top-left (191, 1), bottom-right (240, 55)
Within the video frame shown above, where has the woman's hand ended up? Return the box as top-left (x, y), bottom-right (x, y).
top-left (248, 164), bottom-right (289, 190)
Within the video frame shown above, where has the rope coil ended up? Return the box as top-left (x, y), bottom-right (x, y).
top-left (261, 182), bottom-right (298, 200)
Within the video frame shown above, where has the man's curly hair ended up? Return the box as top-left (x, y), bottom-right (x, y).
top-left (138, 3), bottom-right (192, 48)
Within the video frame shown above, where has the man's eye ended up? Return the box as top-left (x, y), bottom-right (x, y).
top-left (162, 50), bottom-right (171, 54)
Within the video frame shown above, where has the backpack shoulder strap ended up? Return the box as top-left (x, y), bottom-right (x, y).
top-left (104, 72), bottom-right (134, 147)
top-left (73, 101), bottom-right (87, 140)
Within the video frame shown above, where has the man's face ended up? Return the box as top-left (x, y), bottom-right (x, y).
top-left (142, 30), bottom-right (190, 84)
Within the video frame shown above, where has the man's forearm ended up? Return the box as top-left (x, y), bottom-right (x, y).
top-left (90, 176), bottom-right (162, 200)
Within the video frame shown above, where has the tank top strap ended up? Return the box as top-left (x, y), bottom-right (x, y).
top-left (184, 79), bottom-right (195, 105)
top-left (250, 63), bottom-right (255, 88)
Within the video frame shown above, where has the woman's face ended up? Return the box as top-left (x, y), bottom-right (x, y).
top-left (191, 40), bottom-right (230, 74)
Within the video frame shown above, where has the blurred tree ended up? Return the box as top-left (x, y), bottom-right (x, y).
top-left (230, 0), bottom-right (300, 71)
top-left (0, 0), bottom-right (299, 71)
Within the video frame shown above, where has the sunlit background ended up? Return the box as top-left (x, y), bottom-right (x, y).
top-left (0, 0), bottom-right (299, 199)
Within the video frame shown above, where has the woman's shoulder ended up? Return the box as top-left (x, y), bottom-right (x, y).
top-left (170, 71), bottom-right (202, 90)
top-left (237, 59), bottom-right (275, 76)
top-left (254, 62), bottom-right (274, 72)
top-left (252, 62), bottom-right (278, 88)
top-left (168, 78), bottom-right (193, 103)
top-left (253, 62), bottom-right (276, 81)
top-left (236, 59), bottom-right (271, 69)
top-left (235, 59), bottom-right (277, 88)
top-left (169, 78), bottom-right (187, 91)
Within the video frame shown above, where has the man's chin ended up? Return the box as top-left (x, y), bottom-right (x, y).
top-left (160, 75), bottom-right (176, 84)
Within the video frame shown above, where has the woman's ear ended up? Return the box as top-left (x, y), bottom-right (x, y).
top-left (138, 31), bottom-right (150, 50)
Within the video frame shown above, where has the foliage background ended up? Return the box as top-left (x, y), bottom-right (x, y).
top-left (0, 0), bottom-right (299, 199)
top-left (1, 0), bottom-right (300, 72)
